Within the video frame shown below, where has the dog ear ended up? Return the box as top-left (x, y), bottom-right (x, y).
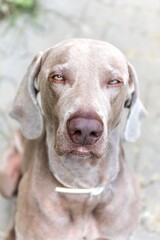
top-left (124, 63), bottom-right (147, 142)
top-left (10, 52), bottom-right (44, 140)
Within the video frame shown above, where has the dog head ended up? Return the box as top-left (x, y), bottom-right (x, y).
top-left (10, 39), bottom-right (146, 187)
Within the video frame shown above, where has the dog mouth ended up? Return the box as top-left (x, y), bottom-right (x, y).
top-left (66, 144), bottom-right (104, 159)
top-left (70, 147), bottom-right (93, 157)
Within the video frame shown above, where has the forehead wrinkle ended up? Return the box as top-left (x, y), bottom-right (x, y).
top-left (43, 41), bottom-right (128, 82)
top-left (43, 38), bottom-right (127, 66)
top-left (59, 44), bottom-right (98, 84)
top-left (43, 63), bottom-right (70, 79)
top-left (67, 44), bottom-right (126, 73)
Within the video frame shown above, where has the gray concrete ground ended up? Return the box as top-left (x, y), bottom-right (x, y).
top-left (0, 0), bottom-right (160, 239)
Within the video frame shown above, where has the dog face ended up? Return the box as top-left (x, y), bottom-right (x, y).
top-left (10, 39), bottom-right (146, 187)
top-left (37, 39), bottom-right (129, 157)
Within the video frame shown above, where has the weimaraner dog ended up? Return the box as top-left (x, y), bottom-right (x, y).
top-left (1, 39), bottom-right (146, 240)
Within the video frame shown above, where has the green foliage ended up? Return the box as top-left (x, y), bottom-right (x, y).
top-left (9, 0), bottom-right (35, 9)
top-left (0, 0), bottom-right (36, 19)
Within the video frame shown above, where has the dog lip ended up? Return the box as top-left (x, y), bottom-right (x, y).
top-left (69, 147), bottom-right (102, 158)
top-left (70, 147), bottom-right (92, 157)
top-left (71, 151), bottom-right (91, 157)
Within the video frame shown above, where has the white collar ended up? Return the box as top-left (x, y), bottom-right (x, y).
top-left (55, 186), bottom-right (105, 196)
top-left (53, 172), bottom-right (106, 196)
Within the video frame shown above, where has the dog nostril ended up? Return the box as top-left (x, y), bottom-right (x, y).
top-left (90, 132), bottom-right (97, 138)
top-left (74, 130), bottom-right (82, 136)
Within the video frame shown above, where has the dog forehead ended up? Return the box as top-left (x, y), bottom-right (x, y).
top-left (42, 39), bottom-right (127, 71)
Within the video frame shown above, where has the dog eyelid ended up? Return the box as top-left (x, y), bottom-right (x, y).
top-left (49, 74), bottom-right (65, 83)
top-left (54, 75), bottom-right (64, 81)
top-left (108, 79), bottom-right (124, 87)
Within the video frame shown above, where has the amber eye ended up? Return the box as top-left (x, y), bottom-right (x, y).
top-left (108, 79), bottom-right (123, 87)
top-left (49, 74), bottom-right (64, 83)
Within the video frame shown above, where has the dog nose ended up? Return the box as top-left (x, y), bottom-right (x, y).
top-left (67, 117), bottom-right (103, 145)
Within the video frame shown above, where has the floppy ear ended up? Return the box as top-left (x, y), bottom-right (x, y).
top-left (10, 52), bottom-right (44, 140)
top-left (124, 63), bottom-right (147, 142)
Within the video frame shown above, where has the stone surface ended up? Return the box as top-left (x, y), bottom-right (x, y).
top-left (0, 0), bottom-right (160, 239)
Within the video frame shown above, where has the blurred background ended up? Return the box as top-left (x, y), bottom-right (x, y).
top-left (0, 0), bottom-right (160, 239)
